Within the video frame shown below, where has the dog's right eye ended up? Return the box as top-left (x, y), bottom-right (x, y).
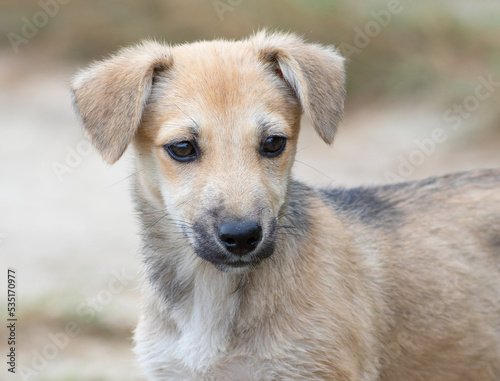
top-left (164, 141), bottom-right (198, 162)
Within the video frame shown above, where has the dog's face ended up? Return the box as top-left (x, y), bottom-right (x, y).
top-left (136, 46), bottom-right (302, 270)
top-left (71, 32), bottom-right (345, 271)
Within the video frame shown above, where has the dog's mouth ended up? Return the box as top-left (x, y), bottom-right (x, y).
top-left (214, 259), bottom-right (259, 273)
top-left (190, 218), bottom-right (277, 271)
top-left (224, 260), bottom-right (255, 268)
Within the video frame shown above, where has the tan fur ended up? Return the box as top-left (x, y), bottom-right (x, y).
top-left (71, 31), bottom-right (500, 380)
top-left (71, 41), bottom-right (172, 163)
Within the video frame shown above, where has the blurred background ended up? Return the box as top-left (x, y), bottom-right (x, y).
top-left (1, 0), bottom-right (499, 380)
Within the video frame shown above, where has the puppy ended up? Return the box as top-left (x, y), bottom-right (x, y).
top-left (71, 31), bottom-right (500, 380)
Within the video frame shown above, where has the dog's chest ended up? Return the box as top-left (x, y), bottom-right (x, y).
top-left (149, 312), bottom-right (277, 380)
top-left (139, 275), bottom-right (289, 380)
top-left (155, 354), bottom-right (273, 381)
top-left (169, 282), bottom-right (239, 367)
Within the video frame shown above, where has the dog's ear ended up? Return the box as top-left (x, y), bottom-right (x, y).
top-left (71, 41), bottom-right (172, 164)
top-left (253, 31), bottom-right (346, 144)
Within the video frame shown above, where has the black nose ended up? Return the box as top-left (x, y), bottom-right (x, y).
top-left (218, 221), bottom-right (262, 256)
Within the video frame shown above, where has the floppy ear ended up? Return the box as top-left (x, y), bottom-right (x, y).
top-left (71, 41), bottom-right (172, 164)
top-left (253, 31), bottom-right (346, 144)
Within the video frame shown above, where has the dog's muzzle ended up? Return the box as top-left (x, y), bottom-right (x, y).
top-left (192, 217), bottom-right (276, 271)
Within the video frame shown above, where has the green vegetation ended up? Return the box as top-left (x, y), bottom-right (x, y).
top-left (2, 0), bottom-right (499, 109)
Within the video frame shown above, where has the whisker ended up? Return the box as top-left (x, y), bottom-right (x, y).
top-left (103, 168), bottom-right (145, 190)
top-left (167, 101), bottom-right (200, 131)
top-left (294, 159), bottom-right (340, 187)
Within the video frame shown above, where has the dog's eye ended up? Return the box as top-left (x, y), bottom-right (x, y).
top-left (261, 136), bottom-right (286, 157)
top-left (165, 141), bottom-right (198, 162)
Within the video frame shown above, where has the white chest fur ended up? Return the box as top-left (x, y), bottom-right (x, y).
top-left (134, 266), bottom-right (270, 380)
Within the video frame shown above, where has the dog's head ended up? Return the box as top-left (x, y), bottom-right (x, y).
top-left (71, 31), bottom-right (345, 272)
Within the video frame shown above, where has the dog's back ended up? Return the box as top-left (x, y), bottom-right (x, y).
top-left (322, 168), bottom-right (500, 380)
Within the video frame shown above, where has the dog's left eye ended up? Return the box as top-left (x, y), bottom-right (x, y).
top-left (165, 141), bottom-right (198, 162)
top-left (261, 136), bottom-right (286, 157)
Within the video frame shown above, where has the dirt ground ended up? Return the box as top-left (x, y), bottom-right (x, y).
top-left (1, 52), bottom-right (499, 380)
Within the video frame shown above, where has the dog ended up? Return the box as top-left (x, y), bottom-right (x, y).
top-left (71, 31), bottom-right (500, 380)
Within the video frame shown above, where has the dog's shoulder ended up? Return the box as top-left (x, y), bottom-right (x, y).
top-left (318, 168), bottom-right (500, 228)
